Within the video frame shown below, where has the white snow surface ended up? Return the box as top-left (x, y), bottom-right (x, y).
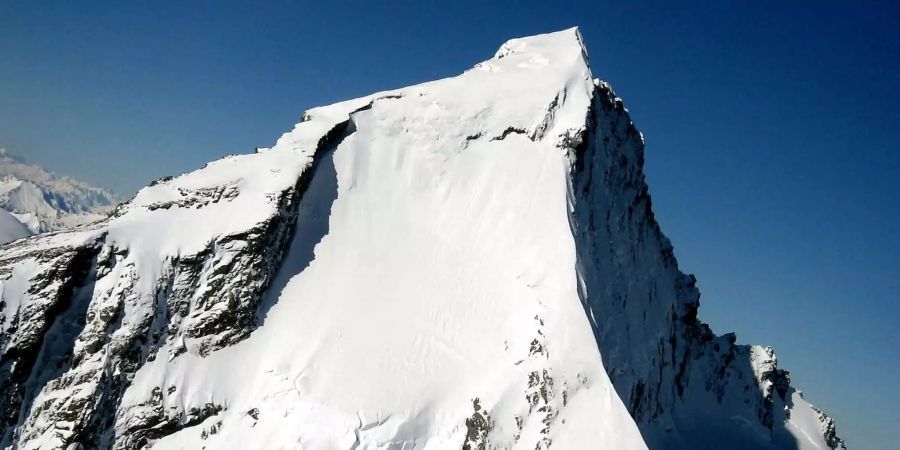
top-left (107, 27), bottom-right (644, 449)
top-left (0, 209), bottom-right (30, 244)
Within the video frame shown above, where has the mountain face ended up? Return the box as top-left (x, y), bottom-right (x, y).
top-left (0, 29), bottom-right (843, 450)
top-left (0, 150), bottom-right (118, 236)
top-left (0, 210), bottom-right (30, 244)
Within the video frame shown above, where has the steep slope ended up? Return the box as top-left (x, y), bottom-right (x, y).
top-left (0, 150), bottom-right (118, 233)
top-left (0, 28), bottom-right (842, 450)
top-left (571, 81), bottom-right (845, 450)
top-left (0, 209), bottom-right (30, 244)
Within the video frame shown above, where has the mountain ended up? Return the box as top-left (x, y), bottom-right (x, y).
top-left (0, 29), bottom-right (843, 449)
top-left (0, 149), bottom-right (119, 235)
top-left (0, 209), bottom-right (30, 244)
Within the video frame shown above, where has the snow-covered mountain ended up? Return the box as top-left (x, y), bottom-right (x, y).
top-left (0, 209), bottom-right (30, 244)
top-left (0, 149), bottom-right (118, 236)
top-left (0, 29), bottom-right (843, 449)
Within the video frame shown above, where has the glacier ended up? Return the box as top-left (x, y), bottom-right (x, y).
top-left (0, 28), bottom-right (843, 449)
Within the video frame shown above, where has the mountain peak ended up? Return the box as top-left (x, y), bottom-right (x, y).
top-left (0, 150), bottom-right (119, 235)
top-left (0, 30), bottom-right (843, 450)
top-left (493, 26), bottom-right (587, 60)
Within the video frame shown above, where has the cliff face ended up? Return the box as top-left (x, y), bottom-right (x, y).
top-left (0, 28), bottom-right (842, 450)
top-left (570, 80), bottom-right (846, 450)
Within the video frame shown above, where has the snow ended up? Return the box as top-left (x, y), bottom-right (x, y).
top-left (103, 24), bottom-right (595, 264)
top-left (0, 27), bottom-right (843, 450)
top-left (105, 27), bottom-right (645, 449)
top-left (0, 153), bottom-right (118, 233)
top-left (0, 209), bottom-right (30, 244)
top-left (0, 256), bottom-right (38, 321)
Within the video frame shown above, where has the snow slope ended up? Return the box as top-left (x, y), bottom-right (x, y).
top-left (117, 30), bottom-right (641, 449)
top-left (0, 28), bottom-right (843, 450)
top-left (0, 150), bottom-right (118, 233)
top-left (0, 209), bottom-right (30, 244)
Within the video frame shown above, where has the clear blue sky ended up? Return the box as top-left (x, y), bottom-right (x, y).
top-left (2, 1), bottom-right (897, 447)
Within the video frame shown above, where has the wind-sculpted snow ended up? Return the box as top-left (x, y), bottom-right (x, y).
top-left (0, 28), bottom-right (842, 449)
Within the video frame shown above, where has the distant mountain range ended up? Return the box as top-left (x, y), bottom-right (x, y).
top-left (0, 149), bottom-right (119, 242)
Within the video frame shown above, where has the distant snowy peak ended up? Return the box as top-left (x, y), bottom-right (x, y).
top-left (0, 150), bottom-right (119, 234)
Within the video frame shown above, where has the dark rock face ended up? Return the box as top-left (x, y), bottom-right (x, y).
top-left (0, 235), bottom-right (101, 442)
top-left (0, 215), bottom-right (298, 448)
top-left (569, 82), bottom-right (845, 449)
top-left (462, 398), bottom-right (491, 450)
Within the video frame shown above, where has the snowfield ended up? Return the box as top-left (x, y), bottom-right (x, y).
top-left (0, 28), bottom-right (844, 450)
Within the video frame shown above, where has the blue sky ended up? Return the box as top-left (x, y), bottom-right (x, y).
top-left (2, 1), bottom-right (898, 447)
